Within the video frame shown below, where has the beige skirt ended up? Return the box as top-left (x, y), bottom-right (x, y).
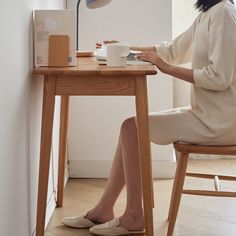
top-left (146, 107), bottom-right (236, 145)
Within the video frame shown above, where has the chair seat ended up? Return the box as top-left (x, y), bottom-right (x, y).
top-left (174, 142), bottom-right (236, 155)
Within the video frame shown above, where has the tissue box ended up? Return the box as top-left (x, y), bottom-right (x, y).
top-left (34, 10), bottom-right (76, 67)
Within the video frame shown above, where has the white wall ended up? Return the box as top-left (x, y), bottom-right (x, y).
top-left (0, 0), bottom-right (64, 236)
top-left (67, 0), bottom-right (175, 178)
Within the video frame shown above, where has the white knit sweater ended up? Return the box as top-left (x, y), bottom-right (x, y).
top-left (156, 0), bottom-right (236, 138)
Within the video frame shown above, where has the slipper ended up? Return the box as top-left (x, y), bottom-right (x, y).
top-left (89, 218), bottom-right (145, 235)
top-left (61, 213), bottom-right (97, 229)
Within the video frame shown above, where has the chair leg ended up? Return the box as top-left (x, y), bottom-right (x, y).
top-left (167, 150), bottom-right (181, 220)
top-left (167, 167), bottom-right (178, 220)
top-left (167, 152), bottom-right (189, 236)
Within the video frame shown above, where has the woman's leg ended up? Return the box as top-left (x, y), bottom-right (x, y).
top-left (86, 117), bottom-right (144, 230)
top-left (86, 135), bottom-right (126, 223)
top-left (119, 117), bottom-right (144, 230)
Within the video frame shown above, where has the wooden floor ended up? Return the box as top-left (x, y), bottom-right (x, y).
top-left (46, 159), bottom-right (236, 236)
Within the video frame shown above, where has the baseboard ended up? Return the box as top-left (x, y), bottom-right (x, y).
top-left (69, 159), bottom-right (176, 179)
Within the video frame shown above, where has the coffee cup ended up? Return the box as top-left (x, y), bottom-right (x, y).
top-left (106, 43), bottom-right (130, 67)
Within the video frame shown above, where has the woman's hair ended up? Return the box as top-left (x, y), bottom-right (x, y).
top-left (195, 0), bottom-right (234, 12)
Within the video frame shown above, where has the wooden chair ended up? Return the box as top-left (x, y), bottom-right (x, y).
top-left (167, 142), bottom-right (236, 236)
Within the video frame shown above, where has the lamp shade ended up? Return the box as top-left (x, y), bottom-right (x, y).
top-left (86, 0), bottom-right (112, 9)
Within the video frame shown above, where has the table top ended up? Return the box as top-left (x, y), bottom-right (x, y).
top-left (32, 57), bottom-right (157, 76)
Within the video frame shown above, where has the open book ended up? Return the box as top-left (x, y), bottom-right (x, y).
top-left (95, 47), bottom-right (152, 65)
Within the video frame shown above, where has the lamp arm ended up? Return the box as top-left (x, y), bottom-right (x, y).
top-left (76, 0), bottom-right (82, 51)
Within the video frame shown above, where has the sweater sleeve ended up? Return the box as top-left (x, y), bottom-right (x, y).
top-left (155, 18), bottom-right (198, 65)
top-left (193, 10), bottom-right (236, 91)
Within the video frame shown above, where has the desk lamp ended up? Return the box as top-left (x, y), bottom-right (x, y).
top-left (76, 0), bottom-right (112, 50)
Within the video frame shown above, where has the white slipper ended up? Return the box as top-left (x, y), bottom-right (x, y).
top-left (89, 218), bottom-right (145, 235)
top-left (61, 213), bottom-right (96, 229)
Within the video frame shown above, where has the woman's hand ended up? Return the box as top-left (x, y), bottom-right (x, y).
top-left (137, 51), bottom-right (195, 84)
top-left (137, 51), bottom-right (171, 73)
top-left (96, 40), bottom-right (119, 49)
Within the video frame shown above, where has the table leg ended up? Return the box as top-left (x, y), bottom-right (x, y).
top-left (135, 76), bottom-right (154, 236)
top-left (36, 76), bottom-right (56, 236)
top-left (57, 95), bottom-right (70, 207)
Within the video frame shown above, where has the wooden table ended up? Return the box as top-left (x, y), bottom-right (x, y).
top-left (33, 57), bottom-right (157, 236)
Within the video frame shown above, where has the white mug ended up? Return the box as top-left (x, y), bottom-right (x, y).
top-left (106, 43), bottom-right (130, 67)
